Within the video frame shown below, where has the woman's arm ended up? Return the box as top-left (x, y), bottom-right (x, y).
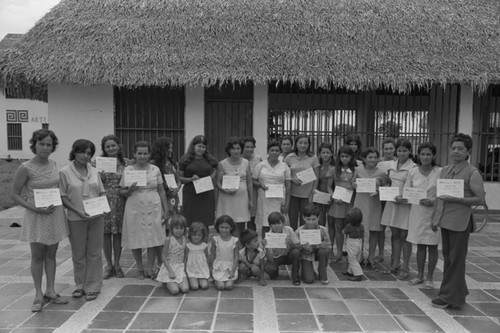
top-left (246, 164), bottom-right (253, 211)
top-left (179, 169), bottom-right (199, 184)
top-left (283, 180), bottom-right (291, 213)
top-left (441, 171), bottom-right (485, 206)
top-left (157, 184), bottom-right (172, 218)
top-left (61, 196), bottom-right (89, 219)
top-left (10, 165), bottom-right (54, 214)
top-left (229, 244), bottom-right (239, 278)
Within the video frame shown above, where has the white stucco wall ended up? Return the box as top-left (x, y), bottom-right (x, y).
top-left (48, 84), bottom-right (114, 168)
top-left (253, 83), bottom-right (268, 158)
top-left (0, 90), bottom-right (49, 159)
top-left (184, 86), bottom-right (205, 150)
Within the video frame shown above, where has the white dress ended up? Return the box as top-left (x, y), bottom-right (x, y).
top-left (186, 242), bottom-right (210, 279)
top-left (212, 235), bottom-right (238, 281)
top-left (156, 236), bottom-right (187, 284)
top-left (216, 158), bottom-right (251, 223)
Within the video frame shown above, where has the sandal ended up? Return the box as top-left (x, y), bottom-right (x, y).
top-left (409, 277), bottom-right (425, 286)
top-left (85, 292), bottom-right (98, 301)
top-left (397, 270), bottom-right (410, 280)
top-left (72, 289), bottom-right (85, 298)
top-left (44, 294), bottom-right (68, 304)
top-left (31, 298), bottom-right (44, 312)
top-left (423, 280), bottom-right (435, 289)
top-left (331, 255), bottom-right (343, 263)
top-left (115, 267), bottom-right (124, 278)
top-left (137, 270), bottom-right (145, 280)
top-left (103, 266), bottom-right (114, 280)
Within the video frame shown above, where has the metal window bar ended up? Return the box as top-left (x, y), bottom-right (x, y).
top-left (7, 123), bottom-right (22, 150)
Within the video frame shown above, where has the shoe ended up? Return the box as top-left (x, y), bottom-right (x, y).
top-left (375, 255), bottom-right (384, 263)
top-left (342, 271), bottom-right (354, 277)
top-left (85, 292), bottom-right (98, 301)
top-left (103, 266), bottom-right (114, 280)
top-left (397, 270), bottom-right (410, 280)
top-left (389, 266), bottom-right (400, 274)
top-left (137, 270), bottom-right (145, 280)
top-left (115, 267), bottom-right (124, 278)
top-left (431, 297), bottom-right (450, 309)
top-left (31, 298), bottom-right (44, 312)
top-left (332, 255), bottom-right (343, 263)
top-left (348, 275), bottom-right (363, 281)
top-left (320, 280), bottom-right (329, 285)
top-left (409, 277), bottom-right (425, 286)
top-left (44, 294), bottom-right (68, 304)
top-left (293, 280), bottom-right (301, 286)
top-left (72, 289), bottom-right (85, 298)
top-left (423, 280), bottom-right (434, 289)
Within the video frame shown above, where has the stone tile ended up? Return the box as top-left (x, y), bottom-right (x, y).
top-left (418, 288), bottom-right (438, 299)
top-left (0, 295), bottom-right (23, 310)
top-left (338, 287), bottom-right (375, 300)
top-left (2, 259), bottom-right (31, 267)
top-left (355, 314), bottom-right (403, 331)
top-left (1, 251), bottom-right (27, 258)
top-left (316, 315), bottom-right (361, 332)
top-left (363, 270), bottom-right (398, 281)
top-left (21, 311), bottom-right (74, 328)
top-left (0, 283), bottom-right (33, 296)
top-left (466, 264), bottom-right (487, 273)
top-left (82, 330), bottom-right (123, 333)
top-left (470, 302), bottom-right (500, 317)
top-left (103, 296), bottom-right (146, 312)
top-left (467, 289), bottom-right (498, 302)
top-left (273, 287), bottom-right (307, 299)
top-left (275, 299), bottom-right (312, 314)
top-left (116, 284), bottom-right (154, 297)
top-left (87, 311), bottom-right (135, 329)
top-left (444, 303), bottom-right (486, 317)
top-left (217, 298), bottom-right (253, 313)
top-left (454, 316), bottom-right (500, 333)
top-left (468, 272), bottom-right (500, 283)
top-left (345, 300), bottom-right (388, 315)
top-left (171, 313), bottom-right (213, 330)
top-left (150, 286), bottom-right (173, 297)
top-left (214, 314), bottom-right (253, 331)
top-left (394, 315), bottom-right (444, 332)
top-left (220, 286), bottom-right (253, 298)
top-left (44, 297), bottom-right (86, 312)
top-left (277, 314), bottom-right (318, 331)
top-left (141, 297), bottom-right (182, 312)
top-left (310, 300), bottom-right (350, 314)
top-left (370, 288), bottom-right (409, 300)
top-left (11, 329), bottom-right (55, 333)
top-left (380, 300), bottom-right (425, 315)
top-left (179, 297), bottom-right (217, 312)
top-left (485, 289), bottom-right (500, 300)
top-left (476, 263), bottom-right (500, 273)
top-left (184, 287), bottom-right (220, 298)
top-left (128, 313), bottom-right (174, 330)
top-left (305, 288), bottom-right (341, 300)
top-left (0, 311), bottom-right (33, 329)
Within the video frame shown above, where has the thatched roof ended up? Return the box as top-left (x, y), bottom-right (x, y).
top-left (1, 0), bottom-right (499, 93)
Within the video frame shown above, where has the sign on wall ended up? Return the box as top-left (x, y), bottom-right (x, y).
top-left (6, 110), bottom-right (29, 122)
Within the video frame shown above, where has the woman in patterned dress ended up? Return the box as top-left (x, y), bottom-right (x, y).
top-left (10, 129), bottom-right (69, 312)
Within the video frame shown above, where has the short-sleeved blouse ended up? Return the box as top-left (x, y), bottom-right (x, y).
top-left (284, 153), bottom-right (320, 198)
top-left (328, 166), bottom-right (355, 218)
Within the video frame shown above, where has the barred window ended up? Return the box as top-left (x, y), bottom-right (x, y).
top-left (7, 124), bottom-right (22, 150)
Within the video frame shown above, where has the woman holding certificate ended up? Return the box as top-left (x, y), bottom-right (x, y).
top-left (253, 140), bottom-right (291, 236)
top-left (179, 135), bottom-right (218, 227)
top-left (10, 129), bottom-right (68, 312)
top-left (216, 137), bottom-right (253, 236)
top-left (59, 139), bottom-right (106, 302)
top-left (430, 134), bottom-right (485, 309)
top-left (151, 137), bottom-right (180, 215)
top-left (120, 141), bottom-right (169, 280)
top-left (284, 134), bottom-right (320, 230)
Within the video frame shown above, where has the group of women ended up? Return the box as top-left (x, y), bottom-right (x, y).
top-left (11, 128), bottom-right (484, 312)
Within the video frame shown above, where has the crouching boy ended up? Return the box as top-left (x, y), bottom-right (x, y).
top-left (238, 229), bottom-right (267, 286)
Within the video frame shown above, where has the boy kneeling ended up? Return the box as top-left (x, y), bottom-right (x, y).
top-left (238, 229), bottom-right (267, 286)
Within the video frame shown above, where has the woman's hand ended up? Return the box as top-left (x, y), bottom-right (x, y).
top-left (419, 198), bottom-right (434, 207)
top-left (437, 195), bottom-right (459, 203)
top-left (169, 271), bottom-right (176, 279)
top-left (394, 195), bottom-right (408, 204)
top-left (36, 205), bottom-right (55, 215)
top-left (76, 210), bottom-right (91, 219)
top-left (261, 184), bottom-right (269, 191)
top-left (291, 175), bottom-right (303, 186)
top-left (169, 187), bottom-right (180, 196)
top-left (191, 175), bottom-right (200, 182)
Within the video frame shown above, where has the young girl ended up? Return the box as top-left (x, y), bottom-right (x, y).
top-left (344, 134), bottom-right (363, 166)
top-left (327, 145), bottom-right (357, 262)
top-left (342, 207), bottom-right (365, 281)
top-left (353, 147), bottom-right (386, 269)
top-left (316, 142), bottom-right (335, 228)
top-left (156, 215), bottom-right (189, 295)
top-left (185, 222), bottom-right (210, 290)
top-left (211, 215), bottom-right (239, 290)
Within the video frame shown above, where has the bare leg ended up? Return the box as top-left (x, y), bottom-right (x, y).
top-left (215, 281), bottom-right (226, 290)
top-left (327, 216), bottom-right (335, 254)
top-left (112, 234), bottom-right (122, 270)
top-left (103, 233), bottom-right (113, 269)
top-left (368, 231), bottom-right (378, 263)
top-left (390, 227), bottom-right (401, 270)
top-left (189, 277), bottom-right (200, 290)
top-left (146, 247), bottom-right (159, 276)
top-left (378, 225), bottom-right (386, 260)
top-left (426, 245), bottom-right (438, 281)
top-left (199, 278), bottom-right (209, 290)
top-left (132, 249), bottom-right (144, 271)
top-left (179, 278), bottom-right (190, 293)
top-left (44, 243), bottom-right (59, 297)
top-left (416, 244), bottom-right (426, 280)
top-left (334, 218), bottom-right (345, 260)
top-left (30, 243), bottom-right (46, 301)
top-left (166, 282), bottom-right (180, 295)
top-left (401, 230), bottom-right (411, 272)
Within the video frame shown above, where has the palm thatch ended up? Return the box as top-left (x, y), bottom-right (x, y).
top-left (1, 0), bottom-right (499, 94)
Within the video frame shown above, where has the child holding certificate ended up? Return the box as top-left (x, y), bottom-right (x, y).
top-left (316, 142), bottom-right (335, 227)
top-left (342, 208), bottom-right (365, 281)
top-left (295, 204), bottom-right (330, 284)
top-left (238, 229), bottom-right (267, 285)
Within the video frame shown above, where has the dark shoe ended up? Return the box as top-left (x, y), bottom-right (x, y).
top-left (348, 275), bottom-right (363, 281)
top-left (103, 266), bottom-right (114, 280)
top-left (44, 294), bottom-right (68, 304)
top-left (293, 280), bottom-right (301, 286)
top-left (137, 270), bottom-right (145, 280)
top-left (31, 298), bottom-right (44, 312)
top-left (320, 279), bottom-right (329, 285)
top-left (86, 292), bottom-right (99, 301)
top-left (72, 289), bottom-right (85, 298)
top-left (342, 271), bottom-right (354, 277)
top-left (431, 297), bottom-right (450, 309)
top-left (115, 267), bottom-right (124, 278)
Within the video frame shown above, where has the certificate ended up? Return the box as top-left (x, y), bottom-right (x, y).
top-left (265, 233), bottom-right (287, 249)
top-left (222, 175), bottom-right (240, 190)
top-left (299, 229), bottom-right (321, 245)
top-left (33, 189), bottom-right (62, 208)
top-left (437, 179), bottom-right (464, 198)
top-left (356, 178), bottom-right (376, 193)
top-left (265, 184), bottom-right (284, 198)
top-left (193, 176), bottom-right (214, 194)
top-left (379, 187), bottom-right (400, 201)
top-left (83, 196), bottom-right (111, 217)
top-left (312, 190), bottom-right (331, 205)
top-left (124, 170), bottom-right (147, 187)
top-left (403, 187), bottom-right (427, 205)
top-left (332, 186), bottom-right (353, 203)
top-left (296, 168), bottom-right (317, 185)
top-left (95, 157), bottom-right (117, 173)
top-left (164, 174), bottom-right (178, 189)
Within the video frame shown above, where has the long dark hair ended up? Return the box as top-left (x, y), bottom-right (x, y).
top-left (335, 145), bottom-right (357, 178)
top-left (417, 142), bottom-right (438, 166)
top-left (179, 135), bottom-right (218, 167)
top-left (100, 134), bottom-right (125, 165)
top-left (151, 136), bottom-right (177, 174)
top-left (293, 134), bottom-right (313, 156)
top-left (317, 142), bottom-right (335, 165)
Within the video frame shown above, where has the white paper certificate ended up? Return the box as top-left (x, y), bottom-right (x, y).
top-left (403, 187), bottom-right (427, 205)
top-left (356, 178), bottom-right (377, 193)
top-left (124, 170), bottom-right (147, 187)
top-left (164, 174), bottom-right (178, 189)
top-left (379, 187), bottom-right (400, 202)
top-left (193, 176), bottom-right (214, 194)
top-left (95, 157), bottom-right (117, 173)
top-left (33, 189), bottom-right (62, 208)
top-left (296, 168), bottom-right (317, 185)
top-left (312, 190), bottom-right (331, 205)
top-left (299, 229), bottom-right (321, 245)
top-left (332, 186), bottom-right (354, 203)
top-left (222, 175), bottom-right (240, 190)
top-left (83, 196), bottom-right (111, 216)
top-left (265, 184), bottom-right (284, 198)
top-left (437, 179), bottom-right (464, 198)
top-left (265, 233), bottom-right (287, 249)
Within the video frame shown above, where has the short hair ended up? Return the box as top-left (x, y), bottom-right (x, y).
top-left (361, 147), bottom-right (380, 165)
top-left (344, 133), bottom-right (362, 147)
top-left (30, 129), bottom-right (58, 154)
top-left (267, 140), bottom-right (281, 152)
top-left (169, 214), bottom-right (187, 235)
top-left (303, 203), bottom-right (320, 217)
top-left (293, 134), bottom-right (313, 156)
top-left (417, 142), bottom-right (437, 166)
top-left (224, 137), bottom-right (245, 156)
top-left (382, 137), bottom-right (396, 149)
top-left (133, 141), bottom-right (150, 153)
top-left (317, 142), bottom-right (334, 165)
top-left (188, 221), bottom-right (208, 243)
top-left (239, 229), bottom-right (259, 246)
top-left (268, 211), bottom-right (286, 225)
top-left (100, 134), bottom-right (125, 165)
top-left (280, 135), bottom-right (293, 146)
top-left (242, 136), bottom-right (256, 146)
top-left (395, 138), bottom-right (412, 153)
top-left (346, 207), bottom-right (363, 227)
top-left (450, 133), bottom-right (473, 151)
top-left (69, 139), bottom-right (96, 161)
top-left (215, 215), bottom-right (236, 233)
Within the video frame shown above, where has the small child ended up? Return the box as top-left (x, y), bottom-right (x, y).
top-left (211, 215), bottom-right (239, 290)
top-left (156, 214), bottom-right (190, 295)
top-left (342, 207), bottom-right (365, 281)
top-left (296, 204), bottom-right (331, 284)
top-left (238, 229), bottom-right (267, 286)
top-left (185, 222), bottom-right (210, 290)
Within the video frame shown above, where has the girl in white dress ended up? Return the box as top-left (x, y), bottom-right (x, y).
top-left (185, 222), bottom-right (210, 290)
top-left (156, 215), bottom-right (189, 295)
top-left (211, 215), bottom-right (239, 290)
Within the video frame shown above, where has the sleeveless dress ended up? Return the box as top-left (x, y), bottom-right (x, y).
top-left (328, 166), bottom-right (355, 218)
top-left (156, 236), bottom-right (187, 284)
top-left (212, 235), bottom-right (238, 281)
top-left (216, 158), bottom-right (250, 223)
top-left (186, 242), bottom-right (210, 279)
top-left (20, 159), bottom-right (68, 245)
top-left (100, 164), bottom-right (125, 234)
top-left (353, 165), bottom-right (386, 231)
